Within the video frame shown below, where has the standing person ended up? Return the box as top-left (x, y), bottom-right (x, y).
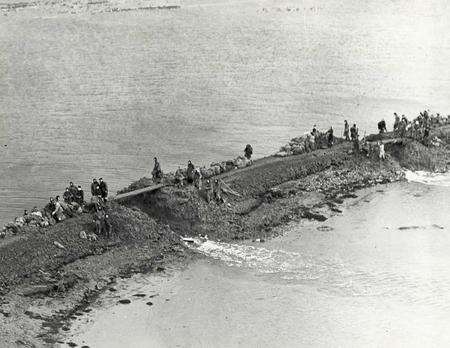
top-left (350, 123), bottom-right (358, 141)
top-left (63, 188), bottom-right (73, 204)
top-left (91, 179), bottom-right (100, 197)
top-left (204, 179), bottom-right (213, 203)
top-left (343, 120), bottom-right (350, 141)
top-left (213, 179), bottom-right (222, 203)
top-left (152, 157), bottom-right (163, 183)
top-left (378, 141), bottom-right (386, 160)
top-left (244, 144), bottom-right (253, 160)
top-left (99, 178), bottom-right (108, 200)
top-left (350, 124), bottom-right (359, 154)
top-left (193, 168), bottom-right (202, 189)
top-left (327, 127), bottom-right (334, 147)
top-left (311, 125), bottom-right (317, 137)
top-left (186, 160), bottom-right (195, 184)
top-left (393, 113), bottom-right (400, 132)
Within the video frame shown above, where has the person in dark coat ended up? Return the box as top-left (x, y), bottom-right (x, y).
top-left (327, 127), bottom-right (334, 147)
top-left (68, 181), bottom-right (78, 198)
top-left (378, 119), bottom-right (387, 133)
top-left (244, 144), bottom-right (253, 160)
top-left (186, 160), bottom-right (195, 184)
top-left (91, 179), bottom-right (100, 197)
top-left (76, 185), bottom-right (84, 205)
top-left (99, 178), bottom-right (108, 200)
top-left (350, 123), bottom-right (358, 141)
top-left (152, 157), bottom-right (163, 183)
top-left (63, 188), bottom-right (73, 204)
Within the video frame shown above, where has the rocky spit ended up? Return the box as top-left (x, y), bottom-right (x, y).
top-left (0, 124), bottom-right (449, 347)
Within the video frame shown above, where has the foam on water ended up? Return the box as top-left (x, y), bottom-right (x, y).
top-left (405, 170), bottom-right (450, 187)
top-left (187, 238), bottom-right (450, 303)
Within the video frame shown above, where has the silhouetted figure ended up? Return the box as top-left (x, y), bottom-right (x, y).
top-left (99, 178), bottom-right (108, 200)
top-left (91, 179), bottom-right (101, 197)
top-left (186, 160), bottom-right (195, 184)
top-left (152, 157), bottom-right (163, 183)
top-left (343, 120), bottom-right (350, 141)
top-left (327, 127), bottom-right (334, 147)
top-left (244, 144), bottom-right (253, 160)
top-left (378, 119), bottom-right (387, 134)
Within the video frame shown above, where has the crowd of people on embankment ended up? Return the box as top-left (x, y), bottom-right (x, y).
top-left (2, 110), bottom-right (448, 239)
top-left (1, 178), bottom-right (111, 239)
top-left (276, 110), bottom-right (448, 160)
top-left (147, 144), bottom-right (254, 202)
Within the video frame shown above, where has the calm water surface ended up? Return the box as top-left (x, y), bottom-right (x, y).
top-left (1, 0), bottom-right (450, 224)
top-left (66, 179), bottom-right (450, 347)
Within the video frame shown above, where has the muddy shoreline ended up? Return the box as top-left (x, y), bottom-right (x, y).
top-left (1, 129), bottom-right (449, 347)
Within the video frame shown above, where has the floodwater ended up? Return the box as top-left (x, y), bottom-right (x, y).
top-left (1, 0), bottom-right (450, 224)
top-left (66, 175), bottom-right (450, 347)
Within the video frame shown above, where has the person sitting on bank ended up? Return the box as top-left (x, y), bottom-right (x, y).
top-left (186, 160), bottom-right (195, 184)
top-left (174, 167), bottom-right (185, 187)
top-left (99, 178), bottom-right (108, 200)
top-left (152, 157), bottom-right (163, 183)
top-left (378, 119), bottom-right (387, 134)
top-left (75, 185), bottom-right (85, 205)
top-left (68, 181), bottom-right (78, 199)
top-left (52, 196), bottom-right (65, 222)
top-left (244, 144), bottom-right (253, 160)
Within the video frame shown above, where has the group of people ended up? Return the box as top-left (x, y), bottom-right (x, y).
top-left (90, 178), bottom-right (108, 201)
top-left (393, 111), bottom-right (446, 143)
top-left (2, 177), bottom-right (113, 238)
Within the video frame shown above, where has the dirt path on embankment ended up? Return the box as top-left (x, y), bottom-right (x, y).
top-left (1, 130), bottom-right (449, 347)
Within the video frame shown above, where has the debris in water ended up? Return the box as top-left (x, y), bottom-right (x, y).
top-left (146, 301), bottom-right (153, 306)
top-left (133, 294), bottom-right (146, 297)
top-left (398, 226), bottom-right (420, 230)
top-left (317, 225), bottom-right (333, 231)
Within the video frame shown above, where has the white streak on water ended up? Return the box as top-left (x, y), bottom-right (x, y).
top-left (405, 170), bottom-right (450, 187)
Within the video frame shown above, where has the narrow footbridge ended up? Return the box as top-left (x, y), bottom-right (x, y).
top-left (365, 137), bottom-right (405, 145)
top-left (113, 183), bottom-right (167, 201)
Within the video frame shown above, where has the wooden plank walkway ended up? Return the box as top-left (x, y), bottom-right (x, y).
top-left (365, 137), bottom-right (404, 145)
top-left (112, 183), bottom-right (167, 201)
